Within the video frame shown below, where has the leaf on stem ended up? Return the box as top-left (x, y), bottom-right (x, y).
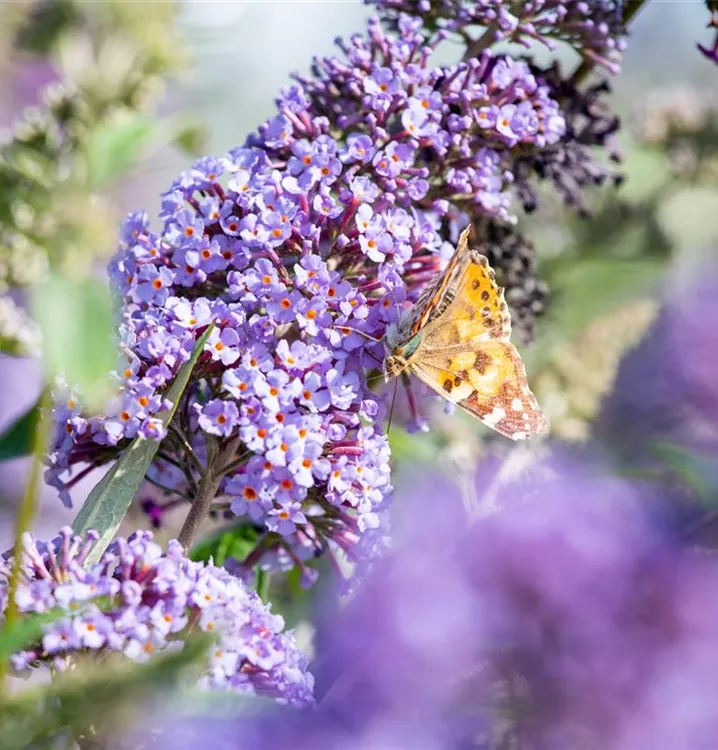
top-left (71, 325), bottom-right (214, 563)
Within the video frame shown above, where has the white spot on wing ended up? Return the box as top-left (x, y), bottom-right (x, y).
top-left (511, 398), bottom-right (523, 411)
top-left (482, 406), bottom-right (506, 426)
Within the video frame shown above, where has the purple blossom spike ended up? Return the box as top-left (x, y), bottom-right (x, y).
top-left (0, 528), bottom-right (314, 706)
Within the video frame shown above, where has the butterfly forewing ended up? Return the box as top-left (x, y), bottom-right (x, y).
top-left (407, 227), bottom-right (473, 336)
top-left (394, 226), bottom-right (547, 440)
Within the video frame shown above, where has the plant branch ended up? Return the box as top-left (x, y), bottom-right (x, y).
top-left (169, 424), bottom-right (203, 476)
top-left (215, 449), bottom-right (253, 479)
top-left (177, 436), bottom-right (239, 550)
top-left (462, 21), bottom-right (499, 61)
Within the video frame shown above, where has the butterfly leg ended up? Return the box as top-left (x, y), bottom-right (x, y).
top-left (401, 372), bottom-right (429, 433)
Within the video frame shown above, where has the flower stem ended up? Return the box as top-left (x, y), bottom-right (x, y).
top-left (462, 21), bottom-right (498, 61)
top-left (570, 0), bottom-right (651, 85)
top-left (0, 387), bottom-right (51, 693)
top-left (177, 436), bottom-right (239, 551)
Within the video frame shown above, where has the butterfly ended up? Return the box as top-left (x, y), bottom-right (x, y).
top-left (383, 226), bottom-right (548, 440)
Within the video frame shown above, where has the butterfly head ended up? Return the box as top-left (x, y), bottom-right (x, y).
top-left (383, 353), bottom-right (408, 382)
top-left (382, 324), bottom-right (422, 382)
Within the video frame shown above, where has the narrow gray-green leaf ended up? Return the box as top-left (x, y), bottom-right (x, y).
top-left (72, 325), bottom-right (213, 562)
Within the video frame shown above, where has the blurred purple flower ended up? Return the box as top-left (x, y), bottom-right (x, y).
top-left (141, 453), bottom-right (718, 748)
top-left (595, 263), bottom-right (718, 531)
top-left (698, 6), bottom-right (718, 65)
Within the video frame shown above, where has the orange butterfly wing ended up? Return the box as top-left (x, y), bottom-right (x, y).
top-left (406, 228), bottom-right (548, 440)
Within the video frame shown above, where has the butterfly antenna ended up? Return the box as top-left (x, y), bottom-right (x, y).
top-left (334, 325), bottom-right (381, 344)
top-left (401, 371), bottom-right (423, 427)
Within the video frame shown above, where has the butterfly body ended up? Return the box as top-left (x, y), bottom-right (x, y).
top-left (382, 227), bottom-right (548, 441)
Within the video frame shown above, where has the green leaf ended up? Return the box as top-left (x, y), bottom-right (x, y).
top-left (651, 441), bottom-right (718, 508)
top-left (32, 274), bottom-right (116, 412)
top-left (0, 398), bottom-right (41, 462)
top-left (190, 523), bottom-right (259, 566)
top-left (617, 143), bottom-right (672, 204)
top-left (388, 425), bottom-right (439, 468)
top-left (0, 608), bottom-right (69, 661)
top-left (173, 123), bottom-right (209, 157)
top-left (72, 325), bottom-right (214, 562)
top-left (657, 186), bottom-right (718, 257)
top-left (84, 111), bottom-right (159, 189)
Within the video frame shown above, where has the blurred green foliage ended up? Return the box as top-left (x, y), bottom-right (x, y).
top-left (33, 274), bottom-right (116, 410)
top-left (0, 633), bottom-right (211, 750)
top-left (0, 0), bottom-right (195, 358)
top-left (0, 395), bottom-right (41, 461)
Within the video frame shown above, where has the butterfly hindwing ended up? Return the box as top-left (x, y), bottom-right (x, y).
top-left (411, 341), bottom-right (547, 440)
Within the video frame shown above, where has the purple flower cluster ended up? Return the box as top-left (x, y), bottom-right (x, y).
top-left (295, 16), bottom-right (566, 222)
top-left (371, 0), bottom-right (629, 74)
top-left (0, 528), bottom-right (314, 706)
top-left (46, 14), bottom-right (570, 579)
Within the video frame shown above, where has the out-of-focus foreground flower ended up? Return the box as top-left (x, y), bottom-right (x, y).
top-left (133, 445), bottom-right (718, 750)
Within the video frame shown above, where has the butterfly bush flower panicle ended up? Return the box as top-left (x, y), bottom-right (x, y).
top-left (0, 528), bottom-right (314, 706)
top-left (370, 0), bottom-right (629, 74)
top-left (47, 9), bottom-right (577, 579)
top-left (511, 64), bottom-right (622, 217)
